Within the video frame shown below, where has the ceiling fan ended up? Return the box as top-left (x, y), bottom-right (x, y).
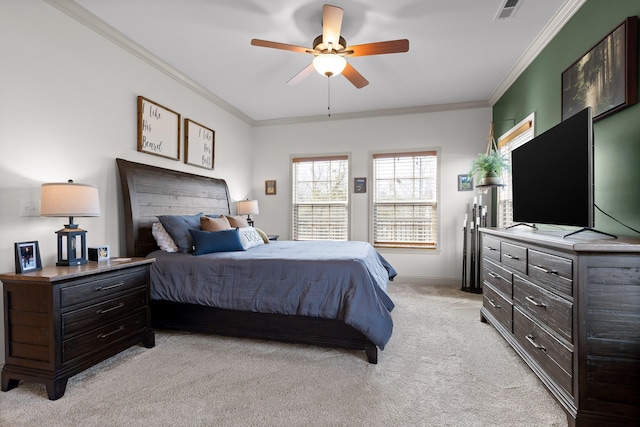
top-left (251, 4), bottom-right (409, 89)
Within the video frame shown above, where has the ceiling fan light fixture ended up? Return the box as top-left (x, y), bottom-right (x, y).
top-left (313, 54), bottom-right (347, 77)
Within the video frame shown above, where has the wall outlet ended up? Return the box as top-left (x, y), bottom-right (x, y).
top-left (20, 200), bottom-right (40, 217)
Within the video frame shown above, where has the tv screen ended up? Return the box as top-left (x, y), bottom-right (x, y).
top-left (511, 107), bottom-right (593, 228)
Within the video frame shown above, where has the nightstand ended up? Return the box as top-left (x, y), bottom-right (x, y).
top-left (1, 257), bottom-right (155, 400)
top-left (268, 235), bottom-right (279, 241)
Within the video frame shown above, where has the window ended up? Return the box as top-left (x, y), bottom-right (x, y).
top-left (292, 155), bottom-right (349, 240)
top-left (497, 113), bottom-right (535, 228)
top-left (372, 151), bottom-right (438, 249)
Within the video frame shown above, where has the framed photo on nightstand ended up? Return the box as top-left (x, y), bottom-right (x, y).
top-left (14, 241), bottom-right (42, 274)
top-left (89, 246), bottom-right (110, 262)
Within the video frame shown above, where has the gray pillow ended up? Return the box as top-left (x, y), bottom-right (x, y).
top-left (157, 213), bottom-right (204, 253)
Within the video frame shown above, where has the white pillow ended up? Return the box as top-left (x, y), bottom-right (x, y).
top-left (238, 227), bottom-right (265, 250)
top-left (152, 222), bottom-right (179, 252)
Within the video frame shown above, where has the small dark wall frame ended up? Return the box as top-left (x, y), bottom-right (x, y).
top-left (562, 17), bottom-right (638, 121)
top-left (14, 241), bottom-right (42, 274)
top-left (458, 174), bottom-right (473, 191)
top-left (265, 180), bottom-right (276, 195)
top-left (354, 177), bottom-right (367, 193)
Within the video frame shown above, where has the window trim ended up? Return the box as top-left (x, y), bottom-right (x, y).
top-left (290, 153), bottom-right (351, 241)
top-left (370, 148), bottom-right (440, 250)
top-left (496, 113), bottom-right (535, 228)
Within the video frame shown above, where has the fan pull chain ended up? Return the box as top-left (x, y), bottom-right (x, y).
top-left (327, 76), bottom-right (331, 117)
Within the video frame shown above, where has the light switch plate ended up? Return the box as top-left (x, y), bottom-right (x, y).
top-left (20, 200), bottom-right (39, 217)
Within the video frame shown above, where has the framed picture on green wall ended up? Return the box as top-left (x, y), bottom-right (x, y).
top-left (561, 17), bottom-right (638, 121)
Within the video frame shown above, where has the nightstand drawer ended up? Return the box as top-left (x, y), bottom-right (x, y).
top-left (62, 309), bottom-right (147, 363)
top-left (501, 242), bottom-right (527, 274)
top-left (483, 259), bottom-right (512, 298)
top-left (60, 268), bottom-right (147, 308)
top-left (62, 290), bottom-right (147, 338)
top-left (513, 275), bottom-right (573, 342)
top-left (483, 285), bottom-right (513, 332)
top-left (514, 308), bottom-right (573, 395)
top-left (528, 249), bottom-right (573, 298)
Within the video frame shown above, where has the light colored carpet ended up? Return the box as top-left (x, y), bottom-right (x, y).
top-left (0, 282), bottom-right (567, 426)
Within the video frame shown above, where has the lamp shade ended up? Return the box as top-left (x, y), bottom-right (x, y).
top-left (41, 181), bottom-right (101, 217)
top-left (313, 54), bottom-right (347, 77)
top-left (237, 199), bottom-right (259, 216)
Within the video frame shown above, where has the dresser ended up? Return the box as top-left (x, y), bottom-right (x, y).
top-left (479, 228), bottom-right (640, 427)
top-left (1, 257), bottom-right (155, 400)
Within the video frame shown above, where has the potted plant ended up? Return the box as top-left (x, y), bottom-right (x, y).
top-left (468, 150), bottom-right (510, 185)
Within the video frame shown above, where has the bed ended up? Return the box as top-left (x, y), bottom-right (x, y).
top-left (116, 158), bottom-right (396, 363)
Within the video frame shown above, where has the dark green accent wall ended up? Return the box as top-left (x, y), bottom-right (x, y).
top-left (493, 0), bottom-right (640, 237)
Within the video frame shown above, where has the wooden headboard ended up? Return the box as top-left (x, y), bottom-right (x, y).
top-left (116, 158), bottom-right (231, 257)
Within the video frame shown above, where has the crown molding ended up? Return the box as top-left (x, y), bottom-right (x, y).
top-left (488, 0), bottom-right (586, 105)
top-left (45, 0), bottom-right (582, 126)
top-left (44, 0), bottom-right (255, 125)
top-left (251, 100), bottom-right (491, 127)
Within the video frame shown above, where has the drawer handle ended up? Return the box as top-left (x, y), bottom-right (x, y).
top-left (503, 253), bottom-right (519, 260)
top-left (485, 246), bottom-right (498, 252)
top-left (98, 325), bottom-right (125, 340)
top-left (96, 302), bottom-right (125, 315)
top-left (96, 282), bottom-right (126, 292)
top-left (525, 334), bottom-right (546, 351)
top-left (533, 265), bottom-right (558, 275)
top-left (487, 272), bottom-right (500, 280)
top-left (487, 299), bottom-right (501, 309)
top-left (525, 296), bottom-right (547, 308)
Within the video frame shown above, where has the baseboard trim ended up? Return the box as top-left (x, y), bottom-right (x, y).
top-left (394, 276), bottom-right (460, 286)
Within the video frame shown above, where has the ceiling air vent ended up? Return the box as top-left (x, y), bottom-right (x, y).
top-left (494, 0), bottom-right (522, 21)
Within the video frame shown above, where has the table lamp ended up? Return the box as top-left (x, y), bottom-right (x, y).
top-left (40, 180), bottom-right (101, 266)
top-left (237, 199), bottom-right (259, 227)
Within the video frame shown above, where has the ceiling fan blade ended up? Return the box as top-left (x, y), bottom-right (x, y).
top-left (251, 39), bottom-right (310, 54)
top-left (322, 4), bottom-right (344, 50)
top-left (342, 63), bottom-right (369, 89)
top-left (346, 39), bottom-right (409, 57)
top-left (286, 63), bottom-right (316, 85)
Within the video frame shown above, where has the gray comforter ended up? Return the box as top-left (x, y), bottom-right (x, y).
top-left (148, 240), bottom-right (396, 349)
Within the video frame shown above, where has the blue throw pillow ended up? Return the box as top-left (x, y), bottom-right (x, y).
top-left (189, 228), bottom-right (245, 255)
top-left (157, 213), bottom-right (204, 253)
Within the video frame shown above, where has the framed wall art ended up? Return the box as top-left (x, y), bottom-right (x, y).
top-left (562, 17), bottom-right (638, 121)
top-left (137, 96), bottom-right (181, 160)
top-left (265, 180), bottom-right (276, 195)
top-left (184, 119), bottom-right (215, 170)
top-left (14, 241), bottom-right (42, 274)
top-left (458, 174), bottom-right (473, 191)
top-left (354, 177), bottom-right (367, 193)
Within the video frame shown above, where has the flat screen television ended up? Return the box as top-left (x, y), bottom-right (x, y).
top-left (511, 107), bottom-right (593, 229)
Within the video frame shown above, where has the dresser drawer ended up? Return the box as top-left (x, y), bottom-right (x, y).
top-left (483, 259), bottom-right (513, 298)
top-left (482, 236), bottom-right (501, 262)
top-left (501, 242), bottom-right (527, 274)
top-left (514, 275), bottom-right (573, 342)
top-left (483, 285), bottom-right (513, 332)
top-left (62, 290), bottom-right (147, 338)
top-left (528, 250), bottom-right (573, 298)
top-left (60, 268), bottom-right (147, 308)
top-left (62, 309), bottom-right (147, 363)
top-left (514, 308), bottom-right (573, 396)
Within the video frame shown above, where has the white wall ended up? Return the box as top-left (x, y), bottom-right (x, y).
top-left (251, 108), bottom-right (490, 281)
top-left (0, 0), bottom-right (254, 363)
